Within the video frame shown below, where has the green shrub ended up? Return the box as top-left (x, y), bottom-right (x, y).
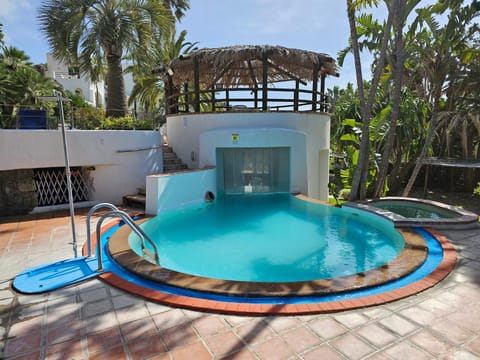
top-left (474, 182), bottom-right (480, 196)
top-left (73, 107), bottom-right (105, 129)
top-left (100, 116), bottom-right (154, 130)
top-left (133, 119), bottom-right (154, 130)
top-left (101, 116), bottom-right (135, 130)
top-left (338, 188), bottom-right (351, 201)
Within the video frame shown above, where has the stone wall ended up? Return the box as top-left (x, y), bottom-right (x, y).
top-left (0, 170), bottom-right (37, 216)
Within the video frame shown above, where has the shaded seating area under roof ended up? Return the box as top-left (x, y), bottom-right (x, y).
top-left (154, 45), bottom-right (339, 114)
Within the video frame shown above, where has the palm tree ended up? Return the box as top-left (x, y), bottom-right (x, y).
top-left (345, 0), bottom-right (393, 200)
top-left (163, 0), bottom-right (190, 20)
top-left (0, 46), bottom-right (58, 128)
top-left (127, 29), bottom-right (198, 119)
top-left (38, 0), bottom-right (183, 117)
top-left (372, 0), bottom-right (410, 198)
top-left (0, 23), bottom-right (4, 47)
top-left (436, 38), bottom-right (480, 191)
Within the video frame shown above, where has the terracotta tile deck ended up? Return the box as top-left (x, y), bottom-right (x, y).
top-left (1, 208), bottom-right (480, 359)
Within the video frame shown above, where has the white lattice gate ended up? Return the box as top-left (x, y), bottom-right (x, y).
top-left (33, 167), bottom-right (90, 206)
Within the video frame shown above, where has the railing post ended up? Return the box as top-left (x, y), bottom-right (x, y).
top-left (95, 214), bottom-right (108, 271)
top-left (86, 203), bottom-right (118, 257)
top-left (94, 209), bottom-right (160, 272)
top-left (294, 80), bottom-right (299, 112)
top-left (211, 89), bottom-right (216, 112)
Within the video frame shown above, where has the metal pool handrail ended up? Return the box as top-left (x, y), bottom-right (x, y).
top-left (86, 203), bottom-right (119, 257)
top-left (95, 210), bottom-right (160, 272)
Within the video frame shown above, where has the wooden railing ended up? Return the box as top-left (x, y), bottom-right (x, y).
top-left (166, 86), bottom-right (330, 114)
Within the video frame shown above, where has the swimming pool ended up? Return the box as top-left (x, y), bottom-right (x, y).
top-left (346, 197), bottom-right (479, 229)
top-left (99, 193), bottom-right (457, 314)
top-left (369, 199), bottom-right (458, 218)
top-left (128, 194), bottom-right (405, 282)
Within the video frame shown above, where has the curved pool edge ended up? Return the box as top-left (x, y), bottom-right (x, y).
top-left (345, 197), bottom-right (479, 230)
top-left (85, 221), bottom-right (457, 315)
top-left (108, 224), bottom-right (428, 297)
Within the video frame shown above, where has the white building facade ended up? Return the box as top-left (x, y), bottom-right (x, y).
top-left (46, 53), bottom-right (105, 108)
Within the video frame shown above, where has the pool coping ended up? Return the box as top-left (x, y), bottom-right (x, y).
top-left (107, 224), bottom-right (429, 298)
top-left (344, 197), bottom-right (479, 229)
top-left (84, 194), bottom-right (457, 314)
top-left (93, 225), bottom-right (456, 315)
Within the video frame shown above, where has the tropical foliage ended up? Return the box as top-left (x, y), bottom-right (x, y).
top-left (1, 1), bottom-right (192, 129)
top-left (332, 0), bottom-right (480, 198)
top-left (0, 43), bottom-right (59, 128)
top-left (126, 29), bottom-right (198, 125)
top-left (1, 1), bottom-right (479, 197)
top-left (38, 0), bottom-right (187, 117)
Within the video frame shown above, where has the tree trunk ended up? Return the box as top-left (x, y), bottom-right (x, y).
top-left (348, 0), bottom-right (393, 200)
top-left (346, 0), bottom-right (368, 201)
top-left (106, 53), bottom-right (128, 118)
top-left (462, 121), bottom-right (475, 191)
top-left (402, 92), bottom-right (441, 196)
top-left (388, 158), bottom-right (415, 194)
top-left (373, 0), bottom-right (406, 198)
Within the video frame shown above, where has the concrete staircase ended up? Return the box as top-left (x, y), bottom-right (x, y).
top-left (122, 187), bottom-right (146, 209)
top-left (122, 146), bottom-right (188, 208)
top-left (162, 145), bottom-right (188, 173)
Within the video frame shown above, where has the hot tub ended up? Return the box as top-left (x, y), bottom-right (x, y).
top-left (345, 197), bottom-right (479, 229)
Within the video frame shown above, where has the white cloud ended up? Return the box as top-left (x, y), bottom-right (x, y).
top-left (0, 0), bottom-right (33, 23)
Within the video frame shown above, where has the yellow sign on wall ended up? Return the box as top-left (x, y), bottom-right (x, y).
top-left (232, 133), bottom-right (239, 143)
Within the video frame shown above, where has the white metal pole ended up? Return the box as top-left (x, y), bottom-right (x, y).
top-left (58, 97), bottom-right (78, 257)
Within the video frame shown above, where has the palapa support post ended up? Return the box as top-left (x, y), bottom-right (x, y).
top-left (320, 70), bottom-right (326, 112)
top-left (166, 76), bottom-right (174, 115)
top-left (193, 55), bottom-right (200, 113)
top-left (262, 50), bottom-right (268, 111)
top-left (183, 83), bottom-right (189, 112)
top-left (211, 89), bottom-right (216, 112)
top-left (294, 80), bottom-right (300, 112)
top-left (312, 62), bottom-right (320, 112)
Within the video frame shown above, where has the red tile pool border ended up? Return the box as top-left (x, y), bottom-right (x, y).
top-left (86, 224), bottom-right (457, 315)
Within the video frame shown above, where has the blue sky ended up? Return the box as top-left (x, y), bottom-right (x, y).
top-left (0, 0), bottom-right (388, 89)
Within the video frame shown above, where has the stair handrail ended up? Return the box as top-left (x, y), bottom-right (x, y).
top-left (86, 203), bottom-right (119, 257)
top-left (95, 209), bottom-right (160, 271)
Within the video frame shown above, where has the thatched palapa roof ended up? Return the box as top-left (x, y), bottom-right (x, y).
top-left (155, 45), bottom-right (339, 88)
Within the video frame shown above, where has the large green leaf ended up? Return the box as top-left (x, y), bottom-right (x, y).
top-left (340, 133), bottom-right (360, 143)
top-left (342, 118), bottom-right (361, 127)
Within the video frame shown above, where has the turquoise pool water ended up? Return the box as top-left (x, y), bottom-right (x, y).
top-left (129, 194), bottom-right (405, 282)
top-left (368, 199), bottom-right (459, 219)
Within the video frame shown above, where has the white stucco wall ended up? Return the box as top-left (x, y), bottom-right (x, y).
top-left (146, 168), bottom-right (216, 215)
top-left (166, 112), bottom-right (330, 200)
top-left (0, 130), bottom-right (162, 205)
